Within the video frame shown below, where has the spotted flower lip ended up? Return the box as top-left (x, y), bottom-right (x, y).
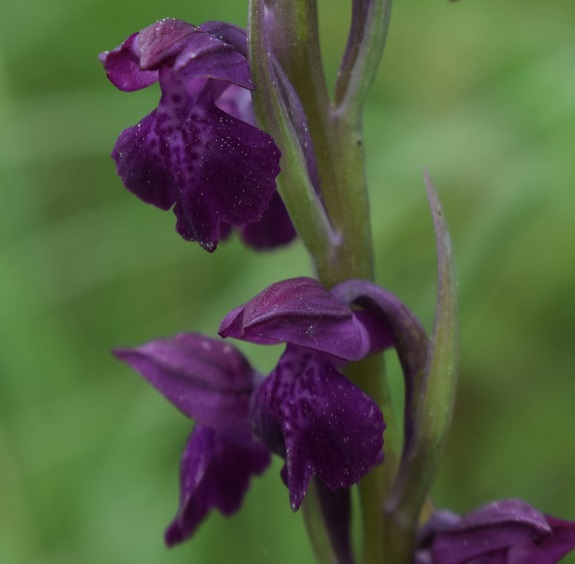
top-left (219, 277), bottom-right (398, 510)
top-left (251, 344), bottom-right (384, 511)
top-left (100, 18), bottom-right (287, 252)
top-left (416, 499), bottom-right (575, 564)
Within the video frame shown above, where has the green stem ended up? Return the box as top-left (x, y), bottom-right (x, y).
top-left (250, 1), bottom-right (400, 561)
top-left (336, 0), bottom-right (392, 114)
top-left (265, 6), bottom-right (396, 560)
top-left (248, 0), bottom-right (336, 278)
top-left (345, 355), bottom-right (399, 564)
top-left (301, 480), bottom-right (344, 564)
top-left (319, 112), bottom-right (374, 286)
top-left (266, 1), bottom-right (375, 285)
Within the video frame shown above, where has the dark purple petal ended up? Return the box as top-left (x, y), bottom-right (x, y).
top-left (134, 18), bottom-right (198, 69)
top-left (238, 192), bottom-right (296, 249)
top-left (216, 84), bottom-right (255, 124)
top-left (129, 19), bottom-right (252, 89)
top-left (507, 515), bottom-right (575, 564)
top-left (101, 19), bottom-right (252, 93)
top-left (112, 110), bottom-right (177, 210)
top-left (104, 20), bottom-right (282, 252)
top-left (418, 499), bottom-right (575, 564)
top-left (154, 68), bottom-right (280, 251)
top-left (250, 345), bottom-right (384, 511)
top-left (165, 425), bottom-right (271, 545)
top-left (219, 278), bottom-right (371, 360)
top-left (99, 32), bottom-right (159, 92)
top-left (199, 21), bottom-right (248, 56)
top-left (113, 333), bottom-right (257, 428)
top-left (113, 70), bottom-right (281, 252)
top-left (174, 33), bottom-right (253, 90)
top-left (170, 99), bottom-right (281, 251)
top-left (456, 499), bottom-right (550, 531)
top-left (215, 87), bottom-right (296, 250)
top-left (431, 500), bottom-right (550, 564)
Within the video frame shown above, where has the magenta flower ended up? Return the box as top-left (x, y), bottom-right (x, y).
top-left (113, 276), bottom-right (433, 548)
top-left (114, 328), bottom-right (383, 546)
top-left (219, 276), bottom-right (421, 510)
top-left (114, 276), bottom-right (424, 545)
top-left (113, 334), bottom-right (271, 544)
top-left (220, 275), bottom-right (432, 503)
top-left (416, 499), bottom-right (575, 564)
top-left (100, 19), bottom-right (294, 252)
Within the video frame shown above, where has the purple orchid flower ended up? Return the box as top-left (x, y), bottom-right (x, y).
top-left (114, 275), bottom-right (428, 547)
top-left (113, 275), bottom-right (432, 550)
top-left (217, 275), bottom-right (407, 561)
top-left (113, 329), bottom-right (383, 546)
top-left (113, 334), bottom-right (271, 545)
top-left (100, 18), bottom-right (295, 252)
top-left (416, 499), bottom-right (575, 564)
top-left (219, 276), bottom-right (431, 510)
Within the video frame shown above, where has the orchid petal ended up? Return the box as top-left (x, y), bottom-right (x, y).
top-left (418, 500), bottom-right (575, 564)
top-left (103, 19), bottom-right (284, 252)
top-left (219, 277), bottom-right (371, 360)
top-left (113, 333), bottom-right (256, 428)
top-left (165, 425), bottom-right (271, 545)
top-left (99, 32), bottom-right (158, 92)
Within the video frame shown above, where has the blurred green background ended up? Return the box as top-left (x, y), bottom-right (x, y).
top-left (1, 0), bottom-right (575, 562)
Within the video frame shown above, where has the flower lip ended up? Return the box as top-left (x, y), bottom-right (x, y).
top-left (250, 345), bottom-right (385, 511)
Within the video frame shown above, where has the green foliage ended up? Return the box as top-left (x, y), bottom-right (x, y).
top-left (1, 0), bottom-right (574, 561)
